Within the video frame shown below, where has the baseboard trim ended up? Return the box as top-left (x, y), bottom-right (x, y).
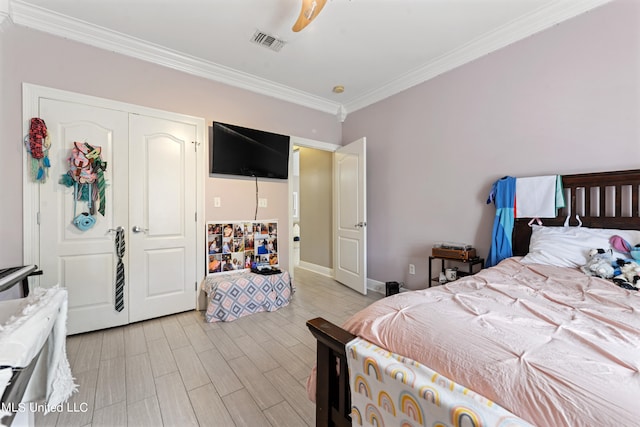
top-left (367, 278), bottom-right (385, 295)
top-left (297, 261), bottom-right (334, 278)
top-left (297, 262), bottom-right (385, 296)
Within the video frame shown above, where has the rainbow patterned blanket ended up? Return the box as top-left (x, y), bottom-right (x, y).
top-left (346, 337), bottom-right (531, 427)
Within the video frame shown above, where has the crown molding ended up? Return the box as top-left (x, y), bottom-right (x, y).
top-left (8, 0), bottom-right (612, 119)
top-left (343, 0), bottom-right (613, 114)
top-left (9, 0), bottom-right (342, 116)
top-left (0, 0), bottom-right (10, 29)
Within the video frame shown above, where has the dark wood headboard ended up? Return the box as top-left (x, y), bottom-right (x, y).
top-left (512, 169), bottom-right (640, 256)
top-left (308, 168), bottom-right (640, 427)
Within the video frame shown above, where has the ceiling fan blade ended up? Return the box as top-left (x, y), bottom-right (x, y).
top-left (292, 0), bottom-right (327, 32)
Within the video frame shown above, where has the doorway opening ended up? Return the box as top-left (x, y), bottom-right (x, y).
top-left (288, 137), bottom-right (339, 281)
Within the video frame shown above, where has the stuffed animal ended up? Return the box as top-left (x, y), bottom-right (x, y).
top-left (581, 248), bottom-right (615, 279)
top-left (610, 234), bottom-right (640, 260)
top-left (614, 260), bottom-right (640, 286)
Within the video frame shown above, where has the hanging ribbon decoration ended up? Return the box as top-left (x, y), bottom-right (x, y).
top-left (59, 141), bottom-right (107, 231)
top-left (94, 156), bottom-right (107, 216)
top-left (25, 118), bottom-right (51, 182)
top-left (114, 227), bottom-right (125, 312)
top-left (72, 181), bottom-right (96, 231)
top-left (83, 145), bottom-right (107, 216)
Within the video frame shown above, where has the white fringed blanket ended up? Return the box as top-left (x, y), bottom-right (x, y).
top-left (0, 286), bottom-right (77, 414)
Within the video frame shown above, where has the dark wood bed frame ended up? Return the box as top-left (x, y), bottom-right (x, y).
top-left (307, 169), bottom-right (640, 427)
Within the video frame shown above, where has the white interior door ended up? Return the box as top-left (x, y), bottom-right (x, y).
top-left (31, 87), bottom-right (203, 334)
top-left (333, 137), bottom-right (367, 294)
top-left (128, 115), bottom-right (198, 322)
top-left (38, 99), bottom-right (130, 335)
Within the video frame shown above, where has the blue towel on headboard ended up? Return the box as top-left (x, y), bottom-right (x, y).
top-left (486, 176), bottom-right (516, 268)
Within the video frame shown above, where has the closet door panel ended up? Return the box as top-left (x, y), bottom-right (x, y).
top-left (38, 99), bottom-right (129, 334)
top-left (128, 114), bottom-right (198, 322)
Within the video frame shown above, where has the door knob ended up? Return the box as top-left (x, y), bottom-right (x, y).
top-left (132, 225), bottom-right (148, 233)
top-left (355, 222), bottom-right (367, 228)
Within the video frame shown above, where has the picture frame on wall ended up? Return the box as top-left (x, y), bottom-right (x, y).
top-left (206, 220), bottom-right (278, 275)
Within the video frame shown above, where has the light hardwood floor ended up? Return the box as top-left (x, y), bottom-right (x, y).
top-left (35, 268), bottom-right (382, 427)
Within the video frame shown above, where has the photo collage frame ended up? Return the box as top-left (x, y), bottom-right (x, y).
top-left (207, 220), bottom-right (278, 275)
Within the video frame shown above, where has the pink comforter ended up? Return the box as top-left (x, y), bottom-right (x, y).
top-left (342, 258), bottom-right (640, 426)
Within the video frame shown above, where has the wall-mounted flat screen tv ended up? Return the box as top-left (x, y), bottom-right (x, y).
top-left (211, 121), bottom-right (290, 179)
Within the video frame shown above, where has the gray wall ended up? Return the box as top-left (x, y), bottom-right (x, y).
top-left (2, 0), bottom-right (639, 293)
top-left (0, 24), bottom-right (341, 280)
top-left (343, 0), bottom-right (640, 289)
top-left (299, 147), bottom-right (333, 269)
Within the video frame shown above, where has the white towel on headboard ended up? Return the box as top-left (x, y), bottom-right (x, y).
top-left (515, 175), bottom-right (561, 218)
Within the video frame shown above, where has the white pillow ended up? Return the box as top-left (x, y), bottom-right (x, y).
top-left (520, 225), bottom-right (640, 268)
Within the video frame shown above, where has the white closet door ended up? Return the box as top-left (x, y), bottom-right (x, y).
top-left (37, 100), bottom-right (199, 334)
top-left (39, 99), bottom-right (130, 334)
top-left (128, 114), bottom-right (198, 322)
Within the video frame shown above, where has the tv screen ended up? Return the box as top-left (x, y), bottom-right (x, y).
top-left (211, 122), bottom-right (290, 179)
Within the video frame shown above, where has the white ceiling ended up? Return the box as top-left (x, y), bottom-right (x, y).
top-left (4, 0), bottom-right (611, 118)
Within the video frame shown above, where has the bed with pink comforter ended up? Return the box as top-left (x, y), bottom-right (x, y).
top-left (340, 257), bottom-right (640, 426)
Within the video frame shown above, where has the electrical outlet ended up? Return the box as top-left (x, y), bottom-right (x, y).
top-left (258, 198), bottom-right (268, 208)
top-left (409, 264), bottom-right (415, 275)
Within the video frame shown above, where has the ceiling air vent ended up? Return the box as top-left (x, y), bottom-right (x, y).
top-left (251, 30), bottom-right (286, 52)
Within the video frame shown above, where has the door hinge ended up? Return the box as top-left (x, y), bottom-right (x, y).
top-left (195, 281), bottom-right (197, 291)
top-left (195, 212), bottom-right (197, 222)
top-left (36, 211), bottom-right (40, 225)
